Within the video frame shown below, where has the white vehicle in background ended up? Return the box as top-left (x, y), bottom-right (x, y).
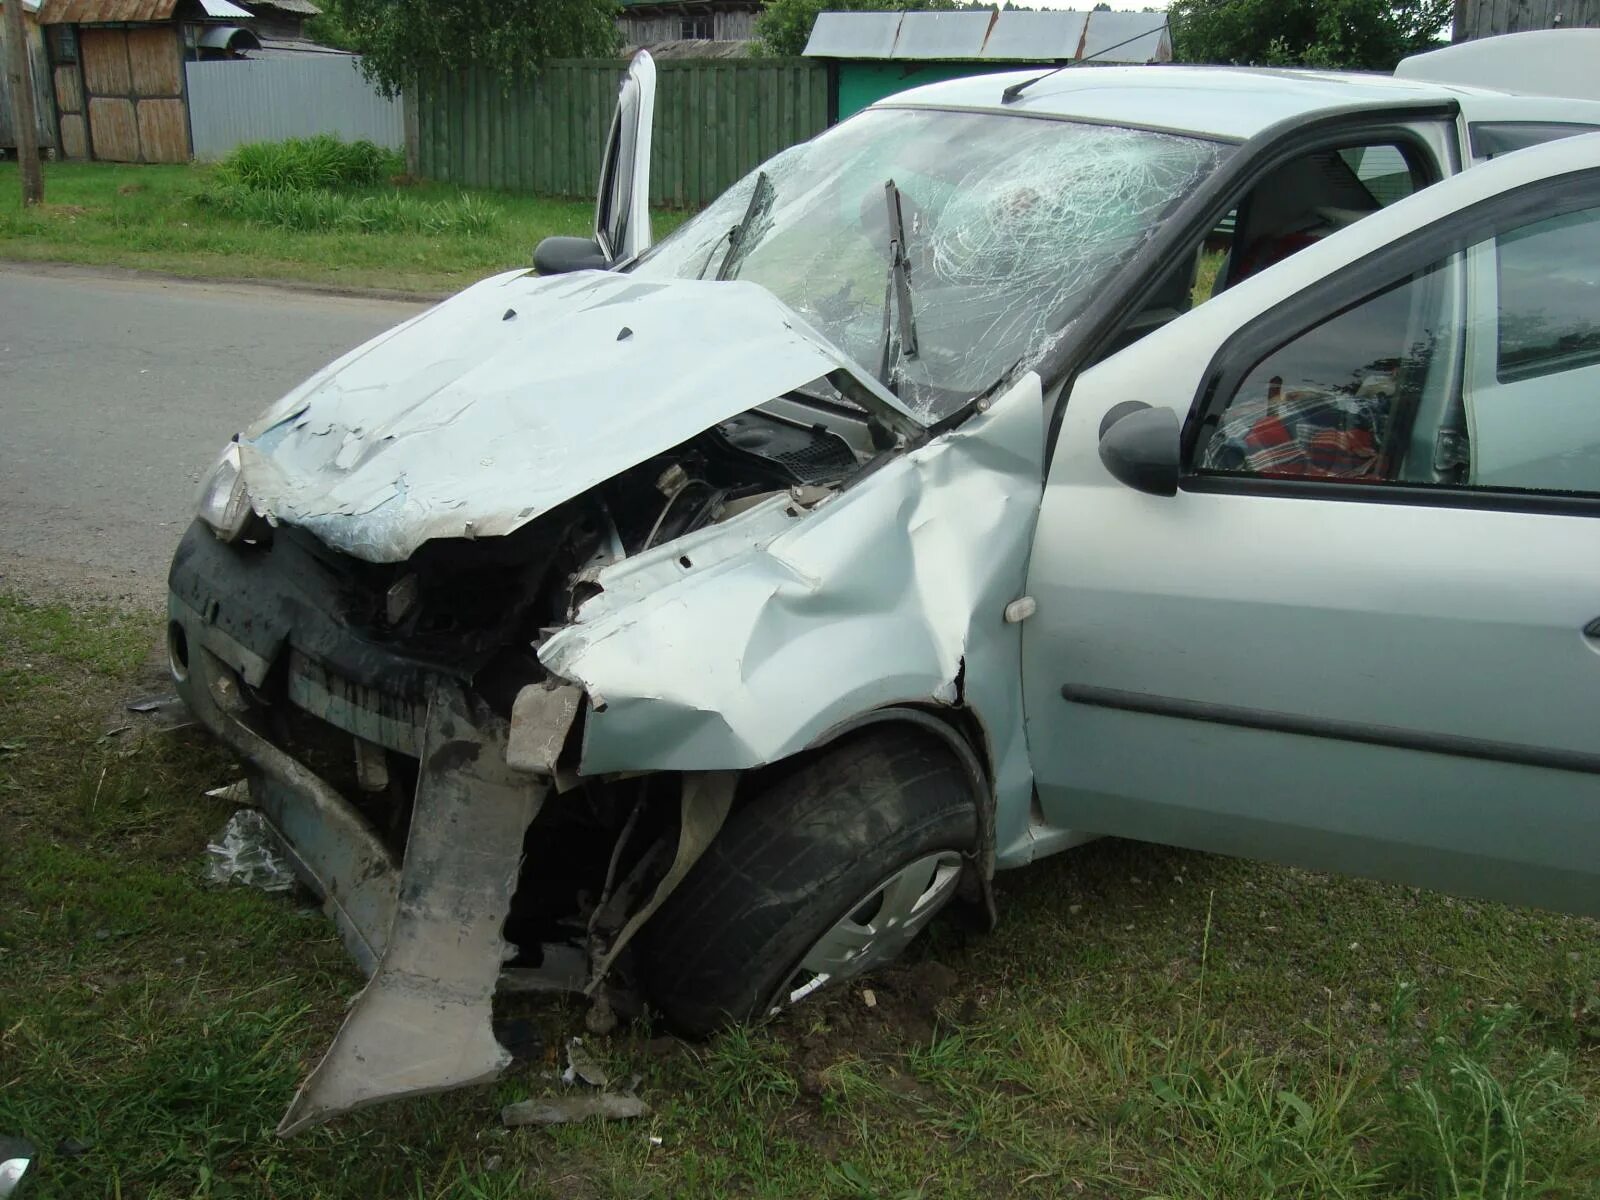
top-left (168, 34), bottom-right (1600, 1133)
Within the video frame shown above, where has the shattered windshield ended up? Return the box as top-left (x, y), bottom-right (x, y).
top-left (630, 108), bottom-right (1229, 418)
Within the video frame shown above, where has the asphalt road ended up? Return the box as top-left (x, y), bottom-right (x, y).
top-left (0, 265), bottom-right (426, 605)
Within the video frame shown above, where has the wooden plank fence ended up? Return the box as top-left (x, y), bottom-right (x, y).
top-left (413, 58), bottom-right (830, 208)
top-left (1455, 0), bottom-right (1600, 39)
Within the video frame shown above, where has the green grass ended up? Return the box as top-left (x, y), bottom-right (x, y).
top-left (0, 158), bottom-right (692, 296)
top-left (2, 593), bottom-right (1597, 1198)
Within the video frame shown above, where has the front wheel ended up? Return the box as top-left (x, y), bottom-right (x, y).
top-left (637, 727), bottom-right (978, 1036)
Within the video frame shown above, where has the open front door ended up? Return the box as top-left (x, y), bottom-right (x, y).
top-left (596, 51), bottom-right (657, 264)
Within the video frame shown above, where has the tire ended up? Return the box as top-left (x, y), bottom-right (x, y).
top-left (637, 726), bottom-right (978, 1036)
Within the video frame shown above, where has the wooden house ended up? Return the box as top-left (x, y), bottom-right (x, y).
top-left (36, 0), bottom-right (250, 162)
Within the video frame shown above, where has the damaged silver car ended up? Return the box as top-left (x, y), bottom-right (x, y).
top-left (169, 48), bottom-right (1600, 1133)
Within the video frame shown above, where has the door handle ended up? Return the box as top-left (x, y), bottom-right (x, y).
top-left (1586, 617), bottom-right (1600, 639)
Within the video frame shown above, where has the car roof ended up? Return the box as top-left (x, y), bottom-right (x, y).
top-left (870, 64), bottom-right (1599, 142)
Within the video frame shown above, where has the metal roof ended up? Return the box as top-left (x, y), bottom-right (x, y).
top-left (621, 37), bottom-right (750, 58)
top-left (872, 62), bottom-right (1600, 142)
top-left (39, 0), bottom-right (180, 20)
top-left (980, 10), bottom-right (1087, 60)
top-left (39, 0), bottom-right (249, 21)
top-left (891, 11), bottom-right (993, 58)
top-left (1079, 10), bottom-right (1169, 63)
top-left (245, 0), bottom-right (320, 14)
top-left (804, 10), bottom-right (899, 58)
top-left (805, 8), bottom-right (1168, 63)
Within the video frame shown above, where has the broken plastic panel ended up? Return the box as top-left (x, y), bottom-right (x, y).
top-left (0, 1137), bottom-right (32, 1200)
top-left (205, 808), bottom-right (296, 893)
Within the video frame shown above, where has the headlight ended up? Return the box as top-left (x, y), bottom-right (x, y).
top-left (196, 442), bottom-right (253, 542)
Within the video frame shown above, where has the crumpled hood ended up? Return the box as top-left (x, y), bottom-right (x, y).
top-left (237, 269), bottom-right (915, 563)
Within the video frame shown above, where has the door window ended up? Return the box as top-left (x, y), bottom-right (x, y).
top-left (1470, 122), bottom-right (1600, 161)
top-left (1112, 138), bottom-right (1438, 358)
top-left (1222, 140), bottom-right (1431, 288)
top-left (1193, 197), bottom-right (1600, 499)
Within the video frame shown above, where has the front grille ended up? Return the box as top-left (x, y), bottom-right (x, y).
top-left (286, 649), bottom-right (427, 758)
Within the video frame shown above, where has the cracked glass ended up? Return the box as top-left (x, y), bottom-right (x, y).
top-left (629, 108), bottom-right (1229, 419)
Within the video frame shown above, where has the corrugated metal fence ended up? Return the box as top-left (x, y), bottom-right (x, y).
top-left (414, 58), bottom-right (830, 207)
top-left (185, 55), bottom-right (403, 160)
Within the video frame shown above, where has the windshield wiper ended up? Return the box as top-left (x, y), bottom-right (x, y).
top-left (703, 170), bottom-right (775, 282)
top-left (877, 179), bottom-right (919, 392)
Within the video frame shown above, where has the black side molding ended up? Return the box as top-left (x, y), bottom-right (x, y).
top-left (1060, 683), bottom-right (1600, 776)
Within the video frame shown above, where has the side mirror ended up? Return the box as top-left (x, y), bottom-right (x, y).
top-left (533, 236), bottom-right (611, 276)
top-left (1097, 402), bottom-right (1181, 497)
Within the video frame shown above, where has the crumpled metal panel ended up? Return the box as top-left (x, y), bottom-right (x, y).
top-left (237, 270), bottom-right (917, 564)
top-left (539, 371), bottom-right (1046, 861)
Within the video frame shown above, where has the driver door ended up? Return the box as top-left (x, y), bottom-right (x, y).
top-left (595, 51), bottom-right (657, 264)
top-left (1022, 136), bottom-right (1600, 916)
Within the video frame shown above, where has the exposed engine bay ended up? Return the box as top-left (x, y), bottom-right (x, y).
top-left (175, 408), bottom-right (861, 963)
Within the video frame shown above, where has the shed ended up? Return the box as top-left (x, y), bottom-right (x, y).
top-left (237, 0), bottom-right (316, 43)
top-left (618, 0), bottom-right (760, 50)
top-left (804, 8), bottom-right (1170, 119)
top-left (36, 0), bottom-right (250, 162)
top-left (0, 0), bottom-right (56, 153)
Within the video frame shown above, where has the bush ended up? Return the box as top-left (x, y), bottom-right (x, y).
top-left (213, 134), bottom-right (403, 192)
top-left (195, 136), bottom-right (501, 237)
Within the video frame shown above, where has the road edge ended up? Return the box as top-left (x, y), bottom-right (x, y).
top-left (0, 256), bottom-right (453, 305)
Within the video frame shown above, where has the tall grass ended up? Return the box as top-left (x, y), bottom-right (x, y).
top-left (197, 135), bottom-right (499, 237)
top-left (1382, 988), bottom-right (1593, 1199)
top-left (194, 182), bottom-right (499, 236)
top-left (213, 134), bottom-right (403, 191)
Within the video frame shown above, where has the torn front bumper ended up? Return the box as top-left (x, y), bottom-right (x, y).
top-left (167, 528), bottom-right (566, 1134)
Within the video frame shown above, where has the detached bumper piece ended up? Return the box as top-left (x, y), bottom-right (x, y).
top-left (279, 683), bottom-right (546, 1135)
top-left (168, 525), bottom-right (562, 1135)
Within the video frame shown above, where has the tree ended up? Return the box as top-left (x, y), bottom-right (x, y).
top-left (755, 0), bottom-right (995, 58)
top-left (303, 0), bottom-right (358, 51)
top-left (335, 0), bottom-right (621, 95)
top-left (1168, 0), bottom-right (1452, 71)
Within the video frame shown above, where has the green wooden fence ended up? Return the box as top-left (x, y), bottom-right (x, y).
top-left (413, 58), bottom-right (831, 209)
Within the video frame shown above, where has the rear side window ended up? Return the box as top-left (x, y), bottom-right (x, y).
top-left (1470, 123), bottom-right (1600, 161)
top-left (1338, 144), bottom-right (1418, 208)
top-left (1496, 206), bottom-right (1600, 382)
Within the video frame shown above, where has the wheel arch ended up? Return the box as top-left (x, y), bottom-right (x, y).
top-left (740, 703), bottom-right (999, 920)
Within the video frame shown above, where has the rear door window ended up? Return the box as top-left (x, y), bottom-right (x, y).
top-left (1470, 122), bottom-right (1600, 162)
